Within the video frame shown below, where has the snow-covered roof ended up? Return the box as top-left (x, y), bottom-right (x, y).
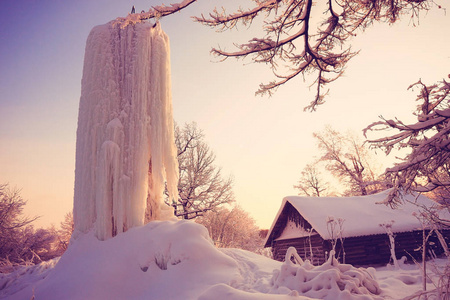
top-left (265, 189), bottom-right (449, 245)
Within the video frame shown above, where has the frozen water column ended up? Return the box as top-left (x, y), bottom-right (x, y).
top-left (73, 21), bottom-right (179, 241)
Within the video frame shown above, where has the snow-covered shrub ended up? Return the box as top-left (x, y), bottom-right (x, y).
top-left (270, 248), bottom-right (382, 299)
top-left (0, 258), bottom-right (58, 297)
top-left (379, 221), bottom-right (401, 269)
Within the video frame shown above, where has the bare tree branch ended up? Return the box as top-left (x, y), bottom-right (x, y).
top-left (193, 0), bottom-right (432, 110)
top-left (115, 0), bottom-right (198, 26)
top-left (314, 126), bottom-right (386, 196)
top-left (168, 123), bottom-right (234, 219)
top-left (294, 163), bottom-right (328, 196)
top-left (116, 0), bottom-right (436, 109)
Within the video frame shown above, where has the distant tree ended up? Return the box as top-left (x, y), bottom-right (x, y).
top-left (365, 76), bottom-right (450, 213)
top-left (169, 123), bottom-right (235, 219)
top-left (122, 0), bottom-right (437, 109)
top-left (294, 163), bottom-right (328, 197)
top-left (54, 212), bottom-right (74, 254)
top-left (426, 163), bottom-right (450, 206)
top-left (0, 184), bottom-right (62, 272)
top-left (0, 184), bottom-right (37, 237)
top-left (313, 126), bottom-right (386, 196)
top-left (1, 184), bottom-right (37, 268)
top-left (195, 205), bottom-right (264, 252)
top-left (18, 226), bottom-right (57, 262)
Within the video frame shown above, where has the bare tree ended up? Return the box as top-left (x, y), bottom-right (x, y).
top-left (0, 184), bottom-right (64, 272)
top-left (54, 212), bottom-right (74, 254)
top-left (365, 77), bottom-right (450, 208)
top-left (314, 126), bottom-right (385, 196)
top-left (0, 184), bottom-right (39, 267)
top-left (294, 163), bottom-right (328, 197)
top-left (0, 184), bottom-right (37, 234)
top-left (169, 123), bottom-right (235, 219)
top-left (120, 0), bottom-right (437, 109)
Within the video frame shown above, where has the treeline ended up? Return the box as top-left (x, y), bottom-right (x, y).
top-left (0, 184), bottom-right (73, 273)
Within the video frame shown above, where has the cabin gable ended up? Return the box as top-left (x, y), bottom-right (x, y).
top-left (265, 202), bottom-right (329, 264)
top-left (265, 202), bottom-right (317, 246)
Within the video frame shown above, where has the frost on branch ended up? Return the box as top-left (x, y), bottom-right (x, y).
top-left (118, 0), bottom-right (433, 109)
top-left (114, 0), bottom-right (198, 28)
top-left (73, 21), bottom-right (179, 241)
top-left (365, 77), bottom-right (450, 205)
top-left (194, 0), bottom-right (433, 110)
top-left (270, 247), bottom-right (381, 299)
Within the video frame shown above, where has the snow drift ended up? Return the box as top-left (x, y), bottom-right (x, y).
top-left (1, 220), bottom-right (444, 300)
top-left (73, 20), bottom-right (179, 241)
top-left (1, 221), bottom-right (239, 299)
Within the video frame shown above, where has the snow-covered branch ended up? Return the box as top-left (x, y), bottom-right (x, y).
top-left (194, 0), bottom-right (280, 29)
top-left (118, 0), bottom-right (433, 109)
top-left (194, 0), bottom-right (432, 110)
top-left (366, 77), bottom-right (450, 205)
top-left (171, 123), bottom-right (235, 220)
top-left (114, 0), bottom-right (198, 27)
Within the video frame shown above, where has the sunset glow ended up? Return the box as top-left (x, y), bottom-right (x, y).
top-left (0, 0), bottom-right (449, 230)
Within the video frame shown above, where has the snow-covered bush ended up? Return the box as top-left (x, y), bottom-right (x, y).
top-left (270, 247), bottom-right (381, 299)
top-left (0, 258), bottom-right (58, 297)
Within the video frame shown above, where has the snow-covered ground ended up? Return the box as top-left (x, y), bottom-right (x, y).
top-left (0, 220), bottom-right (447, 300)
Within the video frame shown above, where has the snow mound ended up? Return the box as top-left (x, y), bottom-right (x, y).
top-left (1, 221), bottom-right (444, 300)
top-left (3, 220), bottom-right (240, 300)
top-left (0, 259), bottom-right (58, 298)
top-left (198, 283), bottom-right (316, 300)
top-left (270, 248), bottom-right (382, 300)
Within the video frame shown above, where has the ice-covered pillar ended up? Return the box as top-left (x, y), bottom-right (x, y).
top-left (73, 20), bottom-right (179, 241)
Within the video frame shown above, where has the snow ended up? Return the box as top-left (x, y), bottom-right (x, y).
top-left (113, 0), bottom-right (197, 28)
top-left (73, 20), bottom-right (179, 241)
top-left (267, 190), bottom-right (450, 244)
top-left (271, 250), bottom-right (382, 299)
top-left (1, 220), bottom-right (447, 300)
top-left (276, 219), bottom-right (315, 241)
top-left (268, 190), bottom-right (450, 241)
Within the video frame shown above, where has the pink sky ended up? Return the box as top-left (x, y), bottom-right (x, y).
top-left (0, 0), bottom-right (449, 229)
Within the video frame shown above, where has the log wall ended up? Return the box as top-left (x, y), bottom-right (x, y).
top-left (271, 234), bottom-right (327, 265)
top-left (271, 230), bottom-right (450, 266)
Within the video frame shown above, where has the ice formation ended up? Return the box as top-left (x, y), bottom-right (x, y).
top-left (73, 20), bottom-right (179, 240)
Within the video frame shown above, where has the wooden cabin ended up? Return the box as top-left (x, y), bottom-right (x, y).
top-left (264, 190), bottom-right (450, 266)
